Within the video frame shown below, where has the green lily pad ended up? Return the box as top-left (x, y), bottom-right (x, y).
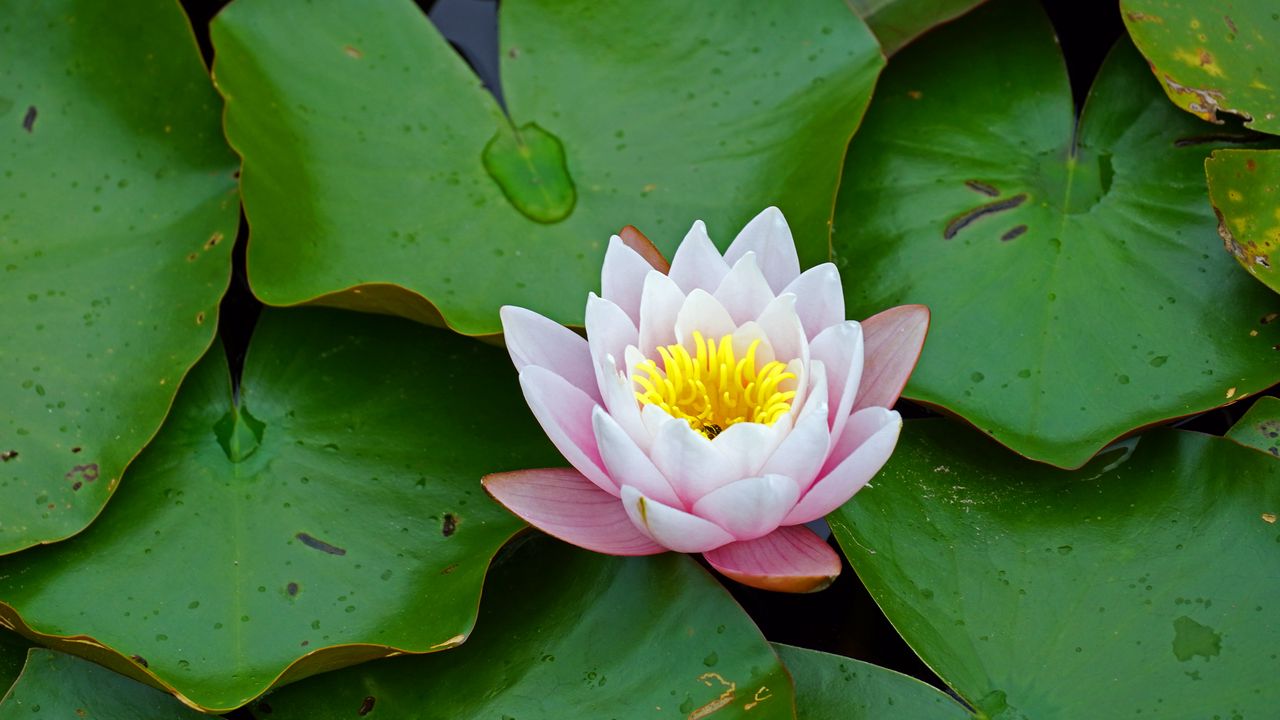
top-left (241, 537), bottom-right (794, 720)
top-left (211, 0), bottom-right (883, 336)
top-left (1207, 149), bottom-right (1280, 291)
top-left (775, 644), bottom-right (972, 719)
top-left (0, 308), bottom-right (559, 712)
top-left (832, 0), bottom-right (1280, 468)
top-left (1122, 0), bottom-right (1280, 135)
top-left (0, 649), bottom-right (206, 719)
top-left (848, 0), bottom-right (988, 55)
top-left (1225, 395), bottom-right (1280, 458)
top-left (829, 420), bottom-right (1280, 719)
top-left (0, 0), bottom-right (239, 553)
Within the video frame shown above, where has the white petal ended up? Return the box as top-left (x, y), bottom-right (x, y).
top-left (724, 207), bottom-right (801, 293)
top-left (713, 252), bottom-right (775, 325)
top-left (601, 235), bottom-right (655, 324)
top-left (585, 293), bottom-right (638, 399)
top-left (600, 355), bottom-right (650, 451)
top-left (810, 321), bottom-right (865, 443)
top-left (637, 270), bottom-right (685, 356)
top-left (650, 416), bottom-right (739, 504)
top-left (621, 485), bottom-right (735, 553)
top-left (668, 220), bottom-right (729, 294)
top-left (761, 361), bottom-right (830, 492)
top-left (691, 474), bottom-right (799, 541)
top-left (784, 408), bottom-right (901, 524)
top-left (593, 407), bottom-right (682, 508)
top-left (730, 321), bottom-right (777, 367)
top-left (712, 419), bottom-right (789, 480)
top-left (518, 366), bottom-right (616, 495)
top-left (674, 289), bottom-right (737, 346)
top-left (782, 263), bottom-right (845, 340)
top-left (500, 306), bottom-right (601, 403)
top-left (756, 294), bottom-right (807, 364)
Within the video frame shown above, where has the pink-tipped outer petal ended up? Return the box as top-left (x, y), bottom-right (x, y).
top-left (724, 207), bottom-right (801, 293)
top-left (602, 235), bottom-right (658, 324)
top-left (621, 485), bottom-right (736, 553)
top-left (810, 321), bottom-right (865, 445)
top-left (592, 407), bottom-right (683, 508)
top-left (501, 306), bottom-right (602, 403)
top-left (855, 304), bottom-right (930, 413)
top-left (690, 474), bottom-right (799, 542)
top-left (782, 263), bottom-right (845, 341)
top-left (519, 366), bottom-right (616, 495)
top-left (702, 525), bottom-right (841, 593)
top-left (668, 220), bottom-right (729, 294)
top-left (784, 407), bottom-right (901, 525)
top-left (483, 468), bottom-right (664, 556)
top-left (713, 252), bottom-right (775, 325)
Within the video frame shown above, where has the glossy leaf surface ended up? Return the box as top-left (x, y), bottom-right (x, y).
top-left (0, 309), bottom-right (556, 711)
top-left (212, 0), bottom-right (883, 335)
top-left (0, 0), bottom-right (238, 553)
top-left (833, 0), bottom-right (1280, 468)
top-left (1207, 149), bottom-right (1280, 292)
top-left (848, 0), bottom-right (987, 55)
top-left (829, 420), bottom-right (1280, 718)
top-left (776, 644), bottom-right (971, 719)
top-left (1225, 395), bottom-right (1280, 457)
top-left (0, 649), bottom-right (205, 719)
top-left (249, 537), bottom-right (795, 720)
top-left (1122, 0), bottom-right (1280, 135)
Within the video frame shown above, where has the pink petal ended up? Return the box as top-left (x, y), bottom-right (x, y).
top-left (585, 294), bottom-right (638, 399)
top-left (690, 474), bottom-right (799, 541)
top-left (649, 417), bottom-right (739, 504)
top-left (702, 525), bottom-right (841, 593)
top-left (621, 486), bottom-right (735, 553)
top-left (810, 321), bottom-right (865, 444)
top-left (724, 207), bottom-right (801, 293)
top-left (602, 235), bottom-right (656, 324)
top-left (713, 252), bottom-right (775, 325)
top-left (784, 408), bottom-right (901, 525)
top-left (761, 362), bottom-right (831, 492)
top-left (592, 407), bottom-right (683, 508)
top-left (638, 271), bottom-right (685, 356)
top-left (519, 366), bottom-right (616, 495)
top-left (599, 355), bottom-right (650, 450)
top-left (668, 220), bottom-right (729, 294)
top-left (483, 468), bottom-right (664, 556)
top-left (855, 304), bottom-right (930, 413)
top-left (782, 263), bottom-right (844, 341)
top-left (501, 306), bottom-right (602, 403)
top-left (674, 289), bottom-right (737, 346)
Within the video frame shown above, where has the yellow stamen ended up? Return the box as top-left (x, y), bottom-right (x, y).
top-left (633, 332), bottom-right (796, 439)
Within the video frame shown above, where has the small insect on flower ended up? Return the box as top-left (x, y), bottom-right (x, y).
top-left (485, 207), bottom-right (929, 592)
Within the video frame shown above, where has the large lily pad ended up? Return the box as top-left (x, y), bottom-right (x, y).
top-left (1207, 149), bottom-right (1280, 292)
top-left (848, 0), bottom-right (987, 55)
top-left (243, 537), bottom-right (795, 720)
top-left (832, 0), bottom-right (1280, 468)
top-left (828, 420), bottom-right (1280, 718)
top-left (0, 649), bottom-right (206, 719)
top-left (0, 0), bottom-right (238, 553)
top-left (1122, 0), bottom-right (1280, 135)
top-left (211, 0), bottom-right (883, 336)
top-left (0, 308), bottom-right (557, 712)
top-left (775, 644), bottom-right (971, 719)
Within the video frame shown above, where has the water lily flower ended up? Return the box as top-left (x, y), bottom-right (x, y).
top-left (484, 208), bottom-right (928, 592)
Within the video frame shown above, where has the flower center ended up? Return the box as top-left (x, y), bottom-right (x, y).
top-left (632, 331), bottom-right (796, 439)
